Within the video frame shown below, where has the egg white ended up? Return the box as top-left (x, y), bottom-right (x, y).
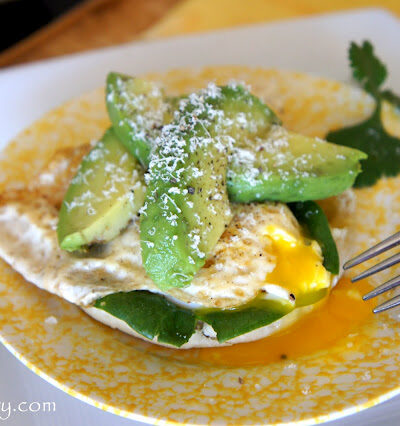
top-left (2, 66), bottom-right (379, 348)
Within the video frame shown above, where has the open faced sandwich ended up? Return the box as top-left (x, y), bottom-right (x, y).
top-left (1, 41), bottom-right (400, 349)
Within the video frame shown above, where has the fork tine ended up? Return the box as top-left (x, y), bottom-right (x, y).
top-left (363, 275), bottom-right (400, 300)
top-left (343, 231), bottom-right (400, 270)
top-left (351, 252), bottom-right (400, 283)
top-left (373, 293), bottom-right (400, 313)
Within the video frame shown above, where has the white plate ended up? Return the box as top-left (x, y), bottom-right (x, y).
top-left (1, 8), bottom-right (400, 426)
top-left (1, 8), bottom-right (400, 148)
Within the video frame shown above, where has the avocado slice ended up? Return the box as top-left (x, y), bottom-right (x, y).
top-left (106, 73), bottom-right (279, 167)
top-left (228, 126), bottom-right (367, 203)
top-left (106, 75), bottom-right (365, 202)
top-left (208, 84), bottom-right (281, 135)
top-left (140, 84), bottom-right (281, 290)
top-left (140, 86), bottom-right (239, 290)
top-left (106, 72), bottom-right (174, 167)
top-left (57, 128), bottom-right (145, 251)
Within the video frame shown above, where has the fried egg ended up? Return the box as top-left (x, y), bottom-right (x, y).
top-left (0, 194), bottom-right (337, 310)
top-left (0, 141), bottom-right (347, 348)
top-left (1, 66), bottom-right (381, 349)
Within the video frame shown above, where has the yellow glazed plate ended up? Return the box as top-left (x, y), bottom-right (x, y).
top-left (1, 66), bottom-right (400, 425)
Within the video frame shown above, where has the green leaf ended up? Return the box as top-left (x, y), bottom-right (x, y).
top-left (295, 287), bottom-right (328, 307)
top-left (94, 290), bottom-right (196, 347)
top-left (327, 107), bottom-right (400, 188)
top-left (382, 90), bottom-right (400, 111)
top-left (93, 285), bottom-right (330, 346)
top-left (94, 292), bottom-right (295, 346)
top-left (349, 40), bottom-right (387, 97)
top-left (289, 201), bottom-right (339, 274)
top-left (197, 298), bottom-right (294, 343)
top-left (327, 41), bottom-right (400, 187)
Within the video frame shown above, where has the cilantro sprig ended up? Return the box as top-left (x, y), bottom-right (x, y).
top-left (348, 41), bottom-right (387, 97)
top-left (327, 41), bottom-right (400, 188)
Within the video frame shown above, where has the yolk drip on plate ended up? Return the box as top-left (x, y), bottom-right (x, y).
top-left (177, 278), bottom-right (374, 367)
top-left (156, 225), bottom-right (374, 367)
top-left (264, 225), bottom-right (331, 300)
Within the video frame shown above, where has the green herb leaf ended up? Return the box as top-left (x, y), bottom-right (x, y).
top-left (327, 108), bottom-right (400, 187)
top-left (94, 290), bottom-right (196, 347)
top-left (382, 90), bottom-right (400, 111)
top-left (327, 41), bottom-right (400, 187)
top-left (289, 201), bottom-right (339, 274)
top-left (349, 40), bottom-right (387, 97)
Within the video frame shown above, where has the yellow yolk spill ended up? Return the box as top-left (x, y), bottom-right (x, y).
top-left (156, 227), bottom-right (374, 368)
top-left (264, 225), bottom-right (331, 298)
top-left (173, 278), bottom-right (374, 366)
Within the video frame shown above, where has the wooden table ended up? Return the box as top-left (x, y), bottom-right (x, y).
top-left (0, 0), bottom-right (181, 68)
top-left (1, 0), bottom-right (399, 69)
top-left (0, 0), bottom-right (400, 67)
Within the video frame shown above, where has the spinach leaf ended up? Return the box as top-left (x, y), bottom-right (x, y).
top-left (289, 201), bottom-right (339, 274)
top-left (382, 90), bottom-right (400, 111)
top-left (94, 291), bottom-right (296, 346)
top-left (94, 290), bottom-right (196, 347)
top-left (327, 41), bottom-right (400, 187)
top-left (198, 299), bottom-right (293, 343)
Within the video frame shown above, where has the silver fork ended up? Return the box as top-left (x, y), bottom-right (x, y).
top-left (343, 231), bottom-right (400, 313)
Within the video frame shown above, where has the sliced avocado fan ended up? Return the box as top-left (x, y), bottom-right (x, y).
top-left (57, 128), bottom-right (146, 251)
top-left (106, 73), bottom-right (366, 203)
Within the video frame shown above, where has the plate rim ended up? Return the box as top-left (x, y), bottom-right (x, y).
top-left (1, 8), bottom-right (400, 425)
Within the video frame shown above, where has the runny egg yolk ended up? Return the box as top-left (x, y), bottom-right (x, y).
top-left (264, 225), bottom-right (331, 299)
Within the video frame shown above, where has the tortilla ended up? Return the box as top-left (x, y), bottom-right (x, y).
top-left (1, 66), bottom-right (398, 348)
